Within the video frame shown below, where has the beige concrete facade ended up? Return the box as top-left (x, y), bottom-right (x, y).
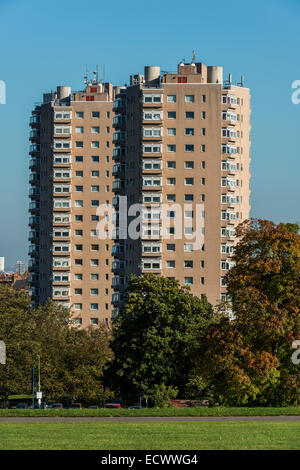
top-left (29, 59), bottom-right (251, 325)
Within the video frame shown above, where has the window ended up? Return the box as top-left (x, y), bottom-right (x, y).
top-left (167, 144), bottom-right (176, 152)
top-left (166, 260), bottom-right (175, 268)
top-left (90, 259), bottom-right (99, 266)
top-left (91, 126), bottom-right (100, 133)
top-left (76, 156), bottom-right (83, 162)
top-left (185, 177), bottom-right (194, 185)
top-left (167, 95), bottom-right (176, 102)
top-left (202, 95), bottom-right (206, 103)
top-left (90, 318), bottom-right (99, 325)
top-left (185, 95), bottom-right (194, 102)
top-left (76, 112), bottom-right (84, 118)
top-left (143, 110), bottom-right (163, 120)
top-left (75, 259), bottom-right (83, 266)
top-left (75, 244), bottom-right (83, 251)
top-left (166, 194), bottom-right (176, 202)
top-left (202, 111), bottom-right (206, 119)
top-left (185, 161), bottom-right (194, 169)
top-left (184, 243), bottom-right (194, 252)
top-left (167, 128), bottom-right (176, 136)
top-left (184, 277), bottom-right (193, 285)
top-left (185, 111), bottom-right (194, 119)
top-left (90, 288), bottom-right (98, 295)
top-left (185, 144), bottom-right (194, 152)
top-left (75, 141), bottom-right (83, 148)
top-left (91, 200), bottom-right (100, 206)
top-left (91, 170), bottom-right (99, 177)
top-left (143, 127), bottom-right (162, 137)
top-left (91, 156), bottom-right (99, 162)
top-left (185, 128), bottom-right (194, 136)
top-left (75, 229), bottom-right (83, 236)
top-left (143, 94), bottom-right (162, 103)
top-left (92, 111), bottom-right (100, 118)
top-left (54, 140), bottom-right (71, 149)
top-left (143, 144), bottom-right (162, 153)
top-left (167, 111), bottom-right (176, 119)
top-left (74, 303), bottom-right (82, 310)
top-left (91, 185), bottom-right (99, 192)
top-left (75, 288), bottom-right (82, 295)
top-left (75, 170), bottom-right (83, 177)
top-left (74, 274), bottom-right (83, 280)
top-left (54, 111), bottom-right (71, 120)
top-left (75, 214), bottom-right (83, 221)
top-left (201, 144), bottom-right (206, 152)
top-left (184, 194), bottom-right (194, 202)
top-left (90, 303), bottom-right (99, 310)
top-left (75, 126), bottom-right (84, 134)
top-left (167, 178), bottom-right (176, 185)
top-left (75, 186), bottom-right (83, 192)
top-left (167, 161), bottom-right (176, 169)
top-left (184, 260), bottom-right (193, 268)
top-left (91, 274), bottom-right (99, 280)
top-left (91, 141), bottom-right (99, 148)
top-left (166, 244), bottom-right (175, 251)
top-left (54, 126), bottom-right (71, 135)
top-left (91, 244), bottom-right (99, 251)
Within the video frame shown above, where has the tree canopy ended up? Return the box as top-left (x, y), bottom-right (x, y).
top-left (104, 274), bottom-right (213, 404)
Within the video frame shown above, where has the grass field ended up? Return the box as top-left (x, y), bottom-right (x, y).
top-left (1, 406), bottom-right (300, 417)
top-left (0, 421), bottom-right (299, 450)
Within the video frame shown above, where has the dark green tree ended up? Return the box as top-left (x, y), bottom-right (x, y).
top-left (104, 274), bottom-right (213, 404)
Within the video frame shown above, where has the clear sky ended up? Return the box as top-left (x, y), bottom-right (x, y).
top-left (0, 0), bottom-right (299, 269)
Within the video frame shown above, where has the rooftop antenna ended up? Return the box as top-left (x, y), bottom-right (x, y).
top-left (92, 65), bottom-right (99, 84)
top-left (103, 64), bottom-right (106, 84)
top-left (84, 65), bottom-right (89, 85)
top-left (192, 50), bottom-right (195, 64)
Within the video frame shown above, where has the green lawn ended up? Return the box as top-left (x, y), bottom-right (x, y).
top-left (1, 406), bottom-right (300, 417)
top-left (0, 421), bottom-right (299, 450)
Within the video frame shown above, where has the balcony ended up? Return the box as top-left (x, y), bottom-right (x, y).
top-left (29, 244), bottom-right (40, 255)
top-left (29, 129), bottom-right (40, 141)
top-left (113, 99), bottom-right (126, 112)
top-left (112, 163), bottom-right (126, 177)
top-left (29, 144), bottom-right (40, 155)
top-left (29, 158), bottom-right (40, 171)
top-left (113, 115), bottom-right (126, 129)
top-left (29, 172), bottom-right (40, 185)
top-left (29, 187), bottom-right (40, 198)
top-left (112, 179), bottom-right (126, 193)
top-left (112, 260), bottom-right (126, 272)
top-left (113, 147), bottom-right (127, 161)
top-left (112, 243), bottom-right (126, 255)
top-left (29, 115), bottom-right (41, 127)
top-left (29, 216), bottom-right (40, 227)
top-left (113, 131), bottom-right (126, 144)
top-left (112, 275), bottom-right (125, 288)
top-left (29, 201), bottom-right (40, 213)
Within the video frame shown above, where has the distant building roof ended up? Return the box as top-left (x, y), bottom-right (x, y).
top-left (13, 279), bottom-right (28, 291)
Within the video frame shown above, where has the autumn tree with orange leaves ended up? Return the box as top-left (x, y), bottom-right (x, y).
top-left (197, 219), bottom-right (300, 406)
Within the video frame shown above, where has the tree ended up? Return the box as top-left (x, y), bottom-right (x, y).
top-left (104, 274), bottom-right (213, 404)
top-left (0, 287), bottom-right (38, 404)
top-left (198, 219), bottom-right (300, 406)
top-left (0, 288), bottom-right (113, 406)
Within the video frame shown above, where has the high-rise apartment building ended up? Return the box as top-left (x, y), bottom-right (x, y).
top-left (29, 57), bottom-right (251, 326)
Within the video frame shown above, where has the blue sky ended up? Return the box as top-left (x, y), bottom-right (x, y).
top-left (0, 0), bottom-right (299, 269)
